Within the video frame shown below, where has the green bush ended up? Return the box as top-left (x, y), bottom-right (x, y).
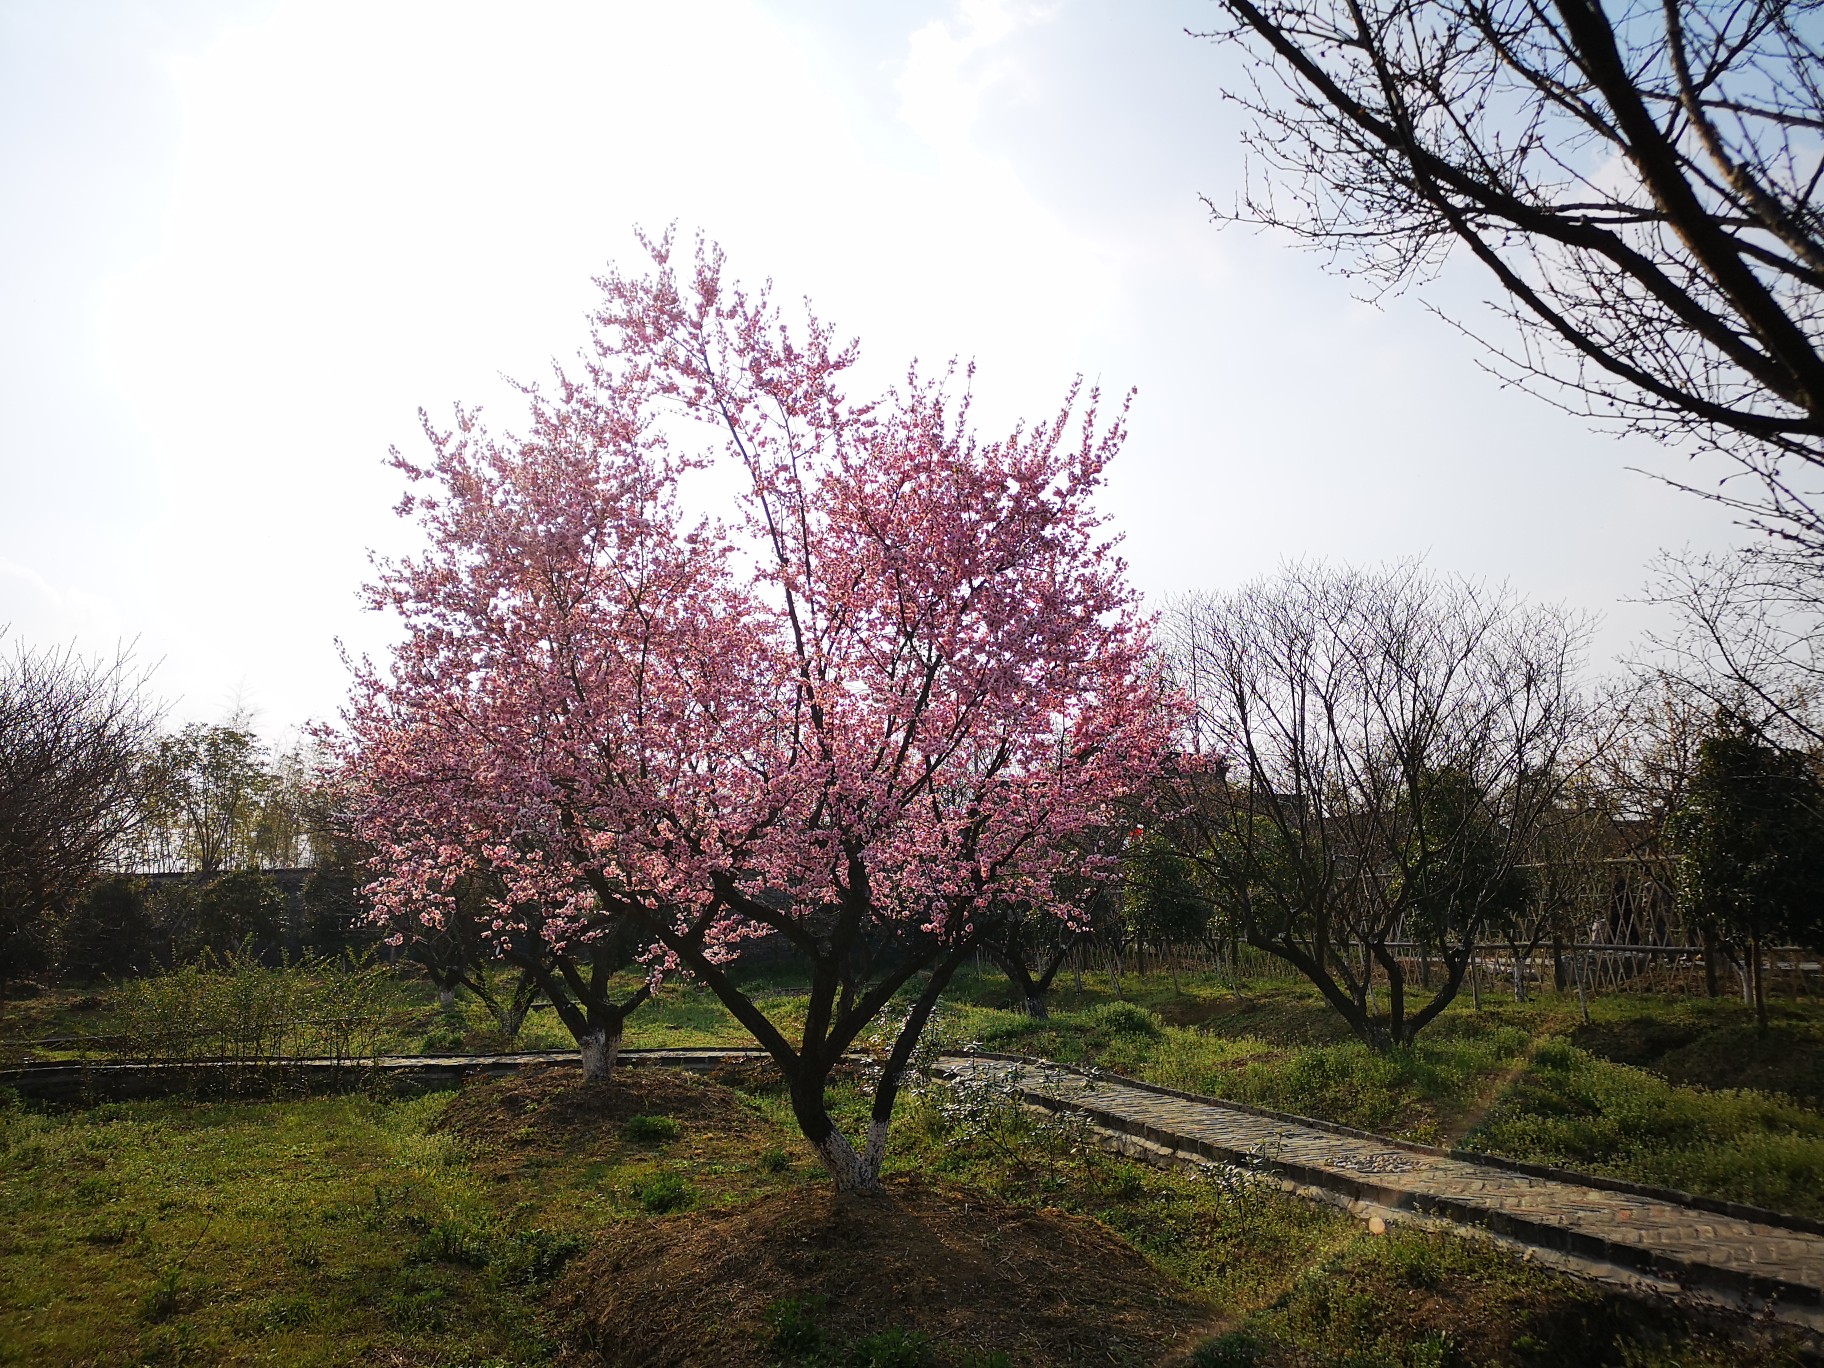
top-left (623, 1114), bottom-right (680, 1145)
top-left (764, 1296), bottom-right (826, 1357)
top-left (59, 876), bottom-right (157, 981)
top-left (150, 871), bottom-right (286, 962)
top-left (759, 1146), bottom-right (793, 1172)
top-left (108, 945), bottom-right (402, 1069)
top-left (632, 1172), bottom-right (694, 1213)
top-left (846, 1326), bottom-right (932, 1367)
top-left (1190, 1331), bottom-right (1265, 1368)
top-left (489, 1228), bottom-right (583, 1287)
top-left (1086, 1001), bottom-right (1163, 1038)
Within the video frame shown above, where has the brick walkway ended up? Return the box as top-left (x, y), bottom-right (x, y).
top-left (938, 1051), bottom-right (1824, 1316)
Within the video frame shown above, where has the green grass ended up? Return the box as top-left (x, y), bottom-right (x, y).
top-left (1464, 1038), bottom-right (1824, 1211)
top-left (0, 1088), bottom-right (564, 1365)
top-left (2, 1070), bottom-right (1803, 1367)
top-left (883, 1081), bottom-right (1798, 1366)
top-left (916, 968), bottom-right (1824, 1217)
top-left (16, 958), bottom-right (1824, 1217)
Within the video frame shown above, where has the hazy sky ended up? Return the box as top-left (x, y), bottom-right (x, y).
top-left (1, 0), bottom-right (1745, 740)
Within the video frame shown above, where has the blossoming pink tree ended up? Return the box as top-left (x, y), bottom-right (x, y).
top-left (340, 234), bottom-right (1170, 1191)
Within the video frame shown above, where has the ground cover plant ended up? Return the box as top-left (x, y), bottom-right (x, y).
top-left (1, 1064), bottom-right (1812, 1367)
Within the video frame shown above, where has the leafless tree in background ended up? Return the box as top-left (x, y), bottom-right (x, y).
top-left (1201, 0), bottom-right (1824, 548)
top-left (1162, 563), bottom-right (1589, 1047)
top-left (0, 632), bottom-right (161, 1002)
top-left (1643, 542), bottom-right (1824, 746)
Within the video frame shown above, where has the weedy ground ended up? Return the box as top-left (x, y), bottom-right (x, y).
top-left (0, 1062), bottom-right (1817, 1367)
top-left (12, 960), bottom-right (1824, 1215)
top-left (11, 960), bottom-right (1824, 1215)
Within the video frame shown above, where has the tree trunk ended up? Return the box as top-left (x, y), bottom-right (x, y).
top-left (1551, 936), bottom-right (1565, 993)
top-left (1752, 936), bottom-right (1768, 1034)
top-left (579, 1025), bottom-right (621, 1082)
top-left (812, 1121), bottom-right (887, 1195)
top-left (789, 1071), bottom-right (886, 1195)
top-left (1470, 957), bottom-right (1481, 1010)
top-left (437, 985), bottom-right (456, 1011)
top-left (1702, 926), bottom-right (1720, 998)
top-left (988, 947), bottom-right (1052, 1019)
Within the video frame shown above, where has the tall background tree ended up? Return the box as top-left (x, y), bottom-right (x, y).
top-left (1202, 0), bottom-right (1824, 551)
top-left (1673, 714), bottom-right (1824, 1030)
top-left (1163, 563), bottom-right (1587, 1047)
top-left (0, 634), bottom-right (160, 1002)
top-left (137, 720), bottom-right (299, 874)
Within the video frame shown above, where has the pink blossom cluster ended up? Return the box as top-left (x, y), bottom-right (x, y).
top-left (336, 231), bottom-right (1172, 977)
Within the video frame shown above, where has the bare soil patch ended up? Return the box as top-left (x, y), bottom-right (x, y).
top-left (437, 1065), bottom-right (769, 1168)
top-left (553, 1177), bottom-right (1217, 1367)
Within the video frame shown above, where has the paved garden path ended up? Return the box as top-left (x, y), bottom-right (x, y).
top-left (936, 1051), bottom-right (1824, 1320)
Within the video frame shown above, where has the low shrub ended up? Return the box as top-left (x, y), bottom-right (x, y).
top-left (1085, 1001), bottom-right (1163, 1038)
top-left (632, 1172), bottom-right (694, 1213)
top-left (758, 1146), bottom-right (793, 1172)
top-left (622, 1114), bottom-right (680, 1145)
top-left (1190, 1331), bottom-right (1266, 1368)
top-left (108, 945), bottom-right (403, 1071)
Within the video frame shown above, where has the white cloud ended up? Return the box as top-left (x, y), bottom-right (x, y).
top-left (896, 0), bottom-right (1052, 152)
top-left (0, 559), bottom-right (129, 652)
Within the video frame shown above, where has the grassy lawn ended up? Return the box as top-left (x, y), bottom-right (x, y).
top-left (11, 959), bottom-right (1824, 1218)
top-left (929, 967), bottom-right (1824, 1218)
top-left (0, 1066), bottom-right (1809, 1367)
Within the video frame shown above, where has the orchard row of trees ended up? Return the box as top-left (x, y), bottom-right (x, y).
top-left (1150, 564), bottom-right (1824, 1044)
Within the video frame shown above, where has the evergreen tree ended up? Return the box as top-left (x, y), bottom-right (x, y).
top-left (1674, 718), bottom-right (1824, 1031)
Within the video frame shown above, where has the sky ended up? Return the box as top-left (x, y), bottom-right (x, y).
top-left (0, 0), bottom-right (1746, 742)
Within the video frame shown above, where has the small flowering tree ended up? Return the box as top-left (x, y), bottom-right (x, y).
top-left (340, 234), bottom-right (1169, 1190)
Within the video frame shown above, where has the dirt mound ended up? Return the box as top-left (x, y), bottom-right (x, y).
top-left (703, 1057), bottom-right (869, 1095)
top-left (438, 1065), bottom-right (766, 1158)
top-left (553, 1177), bottom-right (1216, 1367)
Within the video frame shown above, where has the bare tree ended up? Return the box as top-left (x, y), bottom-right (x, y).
top-left (1201, 0), bottom-right (1824, 547)
top-left (0, 634), bottom-right (161, 1002)
top-left (1643, 542), bottom-right (1824, 746)
top-left (1162, 563), bottom-right (1588, 1048)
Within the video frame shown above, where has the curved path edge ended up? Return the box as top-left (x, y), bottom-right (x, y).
top-left (935, 1051), bottom-right (1824, 1325)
